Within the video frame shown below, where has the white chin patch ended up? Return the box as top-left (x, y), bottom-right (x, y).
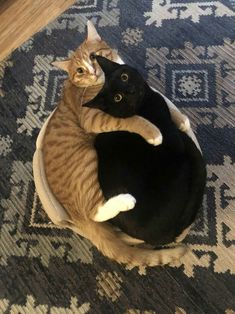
top-left (96, 73), bottom-right (105, 84)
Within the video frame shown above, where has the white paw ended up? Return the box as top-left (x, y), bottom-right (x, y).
top-left (147, 133), bottom-right (163, 146)
top-left (93, 193), bottom-right (136, 222)
top-left (115, 193), bottom-right (136, 211)
top-left (179, 116), bottom-right (190, 132)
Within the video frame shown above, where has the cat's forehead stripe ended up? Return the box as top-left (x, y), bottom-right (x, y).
top-left (83, 60), bottom-right (94, 73)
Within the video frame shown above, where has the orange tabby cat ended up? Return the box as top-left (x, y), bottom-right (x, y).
top-left (42, 21), bottom-right (188, 266)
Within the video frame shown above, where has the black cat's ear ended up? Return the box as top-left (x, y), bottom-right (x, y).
top-left (83, 95), bottom-right (105, 110)
top-left (96, 55), bottom-right (120, 76)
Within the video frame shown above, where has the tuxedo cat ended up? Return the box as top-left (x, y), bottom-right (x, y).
top-left (84, 56), bottom-right (206, 246)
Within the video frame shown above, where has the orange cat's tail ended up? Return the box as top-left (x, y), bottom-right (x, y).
top-left (81, 220), bottom-right (187, 267)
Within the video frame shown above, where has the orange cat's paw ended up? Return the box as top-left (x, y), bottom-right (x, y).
top-left (142, 124), bottom-right (162, 146)
top-left (179, 115), bottom-right (190, 132)
top-left (147, 133), bottom-right (163, 146)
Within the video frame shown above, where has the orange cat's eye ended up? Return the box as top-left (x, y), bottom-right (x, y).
top-left (77, 67), bottom-right (84, 74)
top-left (90, 53), bottom-right (96, 61)
top-left (114, 94), bottom-right (123, 103)
top-left (121, 73), bottom-right (128, 82)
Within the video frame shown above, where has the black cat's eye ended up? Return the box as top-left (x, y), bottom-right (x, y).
top-left (90, 53), bottom-right (96, 61)
top-left (77, 67), bottom-right (84, 74)
top-left (121, 73), bottom-right (129, 82)
top-left (114, 94), bottom-right (123, 103)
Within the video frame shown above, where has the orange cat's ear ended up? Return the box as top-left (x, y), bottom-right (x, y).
top-left (86, 20), bottom-right (101, 42)
top-left (52, 60), bottom-right (70, 72)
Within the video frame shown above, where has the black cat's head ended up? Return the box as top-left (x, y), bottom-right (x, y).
top-left (83, 56), bottom-right (146, 117)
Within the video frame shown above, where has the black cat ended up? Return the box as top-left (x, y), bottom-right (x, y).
top-left (84, 56), bottom-right (206, 246)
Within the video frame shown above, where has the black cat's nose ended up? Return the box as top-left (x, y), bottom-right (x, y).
top-left (127, 86), bottom-right (136, 94)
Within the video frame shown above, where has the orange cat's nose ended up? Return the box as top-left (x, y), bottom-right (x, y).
top-left (91, 74), bottom-right (98, 82)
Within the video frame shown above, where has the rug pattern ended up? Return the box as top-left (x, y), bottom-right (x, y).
top-left (0, 0), bottom-right (235, 313)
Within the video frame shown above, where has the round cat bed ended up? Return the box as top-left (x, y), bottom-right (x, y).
top-left (33, 89), bottom-right (201, 236)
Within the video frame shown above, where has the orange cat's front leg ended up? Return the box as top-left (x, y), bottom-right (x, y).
top-left (169, 108), bottom-right (190, 132)
top-left (81, 108), bottom-right (163, 146)
top-left (125, 115), bottom-right (162, 146)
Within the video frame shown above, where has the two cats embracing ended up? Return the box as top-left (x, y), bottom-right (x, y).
top-left (41, 21), bottom-right (206, 268)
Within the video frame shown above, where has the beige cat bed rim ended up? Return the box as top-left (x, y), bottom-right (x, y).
top-left (33, 90), bottom-right (201, 236)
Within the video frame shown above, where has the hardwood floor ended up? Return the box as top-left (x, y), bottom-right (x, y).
top-left (0, 0), bottom-right (76, 61)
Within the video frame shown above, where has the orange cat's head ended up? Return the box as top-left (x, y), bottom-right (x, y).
top-left (52, 21), bottom-right (120, 87)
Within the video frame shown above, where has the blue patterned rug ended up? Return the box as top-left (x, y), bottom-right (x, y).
top-left (0, 0), bottom-right (235, 313)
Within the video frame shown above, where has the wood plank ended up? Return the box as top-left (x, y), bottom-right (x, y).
top-left (0, 0), bottom-right (76, 61)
